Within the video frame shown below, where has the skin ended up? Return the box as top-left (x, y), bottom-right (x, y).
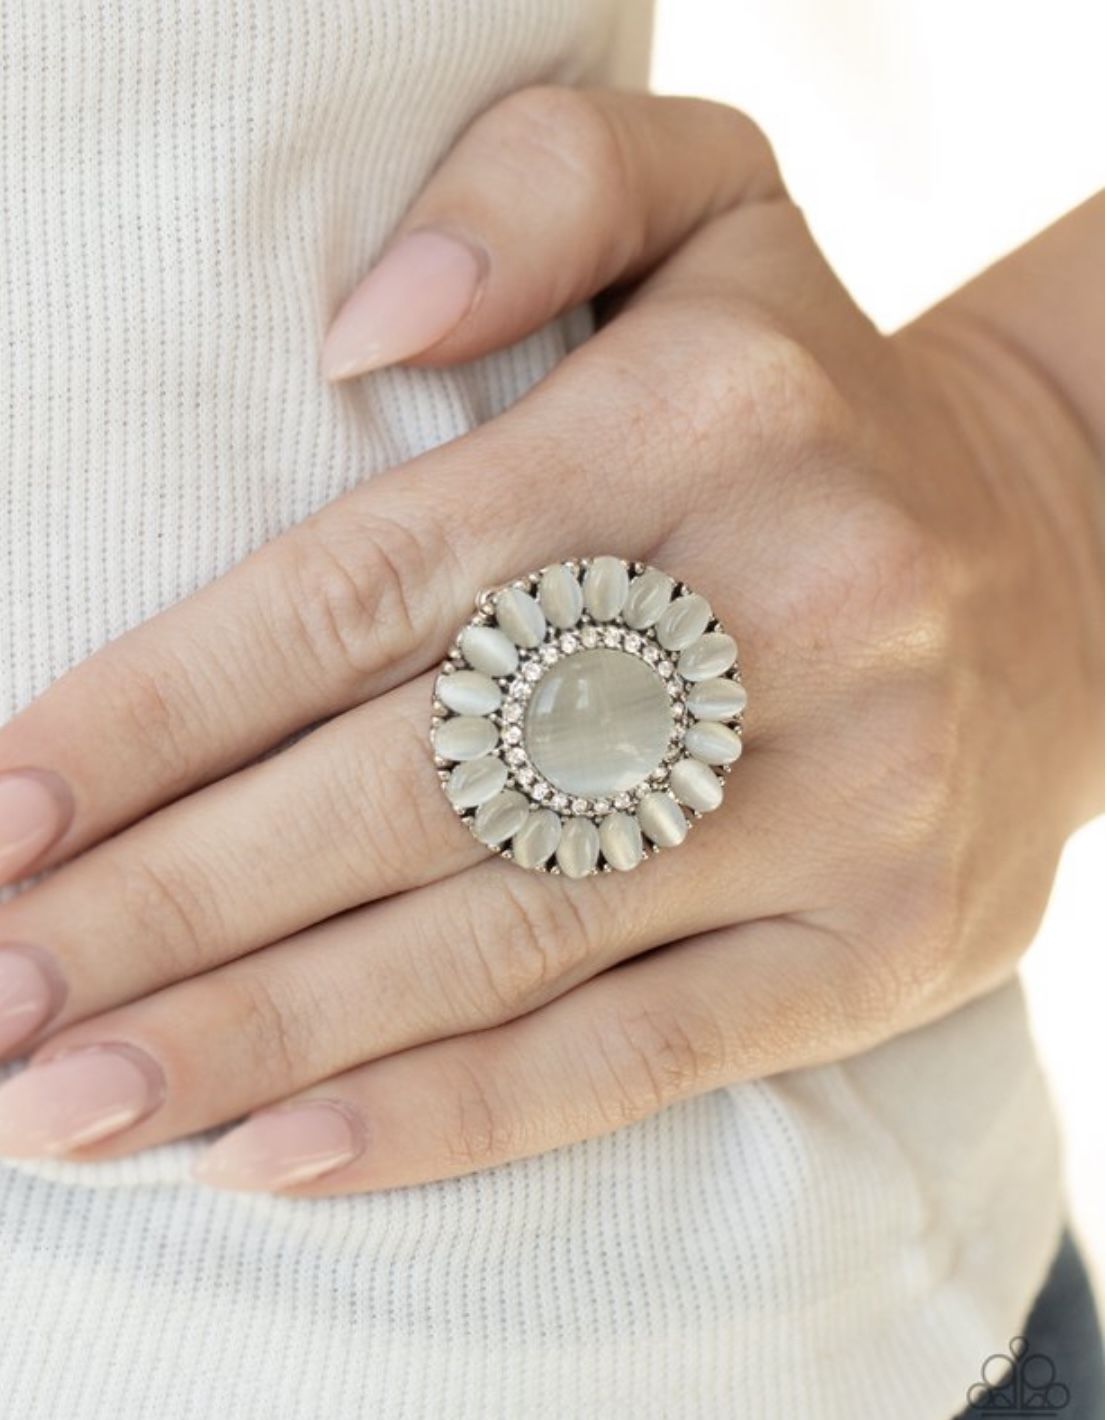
top-left (0, 89), bottom-right (1101, 1193)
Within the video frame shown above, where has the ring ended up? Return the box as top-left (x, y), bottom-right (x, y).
top-left (431, 555), bottom-right (746, 877)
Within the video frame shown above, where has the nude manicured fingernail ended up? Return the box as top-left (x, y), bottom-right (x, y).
top-left (0, 771), bottom-right (69, 883)
top-left (321, 228), bottom-right (485, 380)
top-left (194, 1102), bottom-right (363, 1191)
top-left (0, 1043), bottom-right (165, 1156)
top-left (0, 945), bottom-right (66, 1055)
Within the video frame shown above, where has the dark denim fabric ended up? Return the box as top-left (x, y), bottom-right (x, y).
top-left (955, 1232), bottom-right (1104, 1419)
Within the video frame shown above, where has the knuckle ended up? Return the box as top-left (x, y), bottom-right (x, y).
top-left (220, 966), bottom-right (310, 1087)
top-left (92, 652), bottom-right (205, 795)
top-left (478, 85), bottom-right (636, 239)
top-left (770, 496), bottom-right (955, 664)
top-left (275, 506), bottom-right (453, 687)
top-left (740, 328), bottom-right (853, 451)
top-left (325, 703), bottom-right (448, 888)
top-left (440, 1057), bottom-right (518, 1170)
top-left (596, 1001), bottom-right (731, 1123)
top-left (109, 851), bottom-right (219, 978)
top-left (459, 877), bottom-right (596, 1014)
top-left (841, 845), bottom-right (966, 1022)
top-left (630, 315), bottom-right (852, 477)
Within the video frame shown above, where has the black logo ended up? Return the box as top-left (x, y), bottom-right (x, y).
top-left (966, 1335), bottom-right (1070, 1414)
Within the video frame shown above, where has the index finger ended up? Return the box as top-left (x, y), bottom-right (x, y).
top-left (0, 394), bottom-right (674, 882)
top-left (0, 96), bottom-right (784, 883)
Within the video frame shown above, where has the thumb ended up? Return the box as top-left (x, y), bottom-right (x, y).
top-left (321, 85), bottom-right (782, 381)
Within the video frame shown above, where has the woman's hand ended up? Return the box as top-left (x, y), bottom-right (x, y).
top-left (0, 90), bottom-right (1100, 1193)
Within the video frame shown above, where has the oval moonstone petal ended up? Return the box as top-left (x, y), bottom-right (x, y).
top-left (556, 818), bottom-right (600, 878)
top-left (538, 564), bottom-right (583, 629)
top-left (582, 556), bottom-right (629, 621)
top-left (623, 568), bottom-right (674, 629)
top-left (511, 809), bottom-right (562, 868)
top-left (495, 587), bottom-right (547, 648)
top-left (655, 593), bottom-right (712, 652)
top-left (677, 632), bottom-right (738, 682)
top-left (436, 670), bottom-right (502, 716)
top-left (434, 715), bottom-right (498, 762)
top-left (636, 792), bottom-right (688, 848)
top-left (474, 790), bottom-right (530, 846)
top-left (446, 756), bottom-right (508, 809)
top-left (461, 624), bottom-right (518, 677)
top-left (670, 758), bottom-right (724, 812)
top-left (684, 721), bottom-right (743, 766)
top-left (599, 812), bottom-right (643, 871)
top-left (687, 677), bottom-right (747, 721)
top-left (524, 649), bottom-right (672, 796)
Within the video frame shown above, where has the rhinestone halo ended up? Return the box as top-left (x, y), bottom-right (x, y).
top-left (431, 556), bottom-right (746, 876)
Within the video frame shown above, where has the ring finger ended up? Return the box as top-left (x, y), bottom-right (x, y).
top-left (0, 746), bottom-right (795, 1160)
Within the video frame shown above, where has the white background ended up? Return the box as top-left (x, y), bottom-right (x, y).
top-left (652, 0), bottom-right (1105, 1285)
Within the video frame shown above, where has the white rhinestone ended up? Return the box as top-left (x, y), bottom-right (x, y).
top-left (503, 702), bottom-right (523, 723)
top-left (655, 593), bottom-right (713, 652)
top-left (512, 809), bottom-right (562, 869)
top-left (551, 793), bottom-right (569, 811)
top-left (614, 793), bottom-right (631, 809)
top-left (687, 678), bottom-right (748, 721)
top-left (435, 670), bottom-right (502, 717)
top-left (541, 645), bottom-right (559, 664)
top-left (532, 782), bottom-right (550, 801)
top-left (433, 716), bottom-right (498, 761)
top-left (506, 747), bottom-right (526, 765)
top-left (624, 633), bottom-right (642, 652)
top-left (602, 627), bottom-right (622, 648)
top-left (571, 798), bottom-right (588, 814)
top-left (677, 633), bottom-right (738, 682)
top-left (503, 726), bottom-right (522, 745)
top-left (461, 624), bottom-right (518, 677)
top-left (623, 568), bottom-right (675, 629)
top-left (599, 812), bottom-right (644, 871)
top-left (659, 661), bottom-right (673, 678)
top-left (556, 818), bottom-right (600, 878)
top-left (516, 766), bottom-right (535, 785)
top-left (495, 587), bottom-right (547, 648)
top-left (538, 564), bottom-right (584, 629)
top-left (582, 556), bottom-right (629, 621)
top-left (580, 626), bottom-right (599, 648)
top-left (474, 790), bottom-right (530, 846)
top-left (522, 661), bottom-right (543, 681)
top-left (560, 633), bottom-right (580, 653)
top-left (637, 792), bottom-right (689, 848)
top-left (670, 758), bottom-right (725, 812)
top-left (684, 721), bottom-right (743, 765)
top-left (642, 644), bottom-right (659, 662)
top-left (446, 756), bottom-right (508, 809)
top-left (594, 799), bottom-right (611, 815)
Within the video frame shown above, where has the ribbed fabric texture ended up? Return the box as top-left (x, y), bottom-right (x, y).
top-left (0, 4), bottom-right (1060, 1417)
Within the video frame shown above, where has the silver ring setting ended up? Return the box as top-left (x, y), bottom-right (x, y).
top-left (432, 556), bottom-right (746, 877)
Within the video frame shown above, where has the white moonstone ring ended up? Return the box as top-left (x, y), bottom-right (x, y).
top-left (431, 556), bottom-right (746, 877)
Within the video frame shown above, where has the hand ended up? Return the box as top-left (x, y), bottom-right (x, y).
top-left (0, 89), bottom-right (1099, 1193)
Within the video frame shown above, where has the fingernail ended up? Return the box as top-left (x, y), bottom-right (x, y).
top-left (322, 228), bottom-right (485, 380)
top-left (0, 1043), bottom-right (165, 1156)
top-left (0, 944), bottom-right (66, 1056)
top-left (0, 770), bottom-right (70, 883)
top-left (195, 1101), bottom-right (363, 1191)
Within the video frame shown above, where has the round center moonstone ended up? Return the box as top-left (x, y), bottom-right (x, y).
top-left (524, 649), bottom-right (672, 796)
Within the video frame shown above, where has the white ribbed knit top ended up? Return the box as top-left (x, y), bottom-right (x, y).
top-left (0, 4), bottom-right (1061, 1417)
